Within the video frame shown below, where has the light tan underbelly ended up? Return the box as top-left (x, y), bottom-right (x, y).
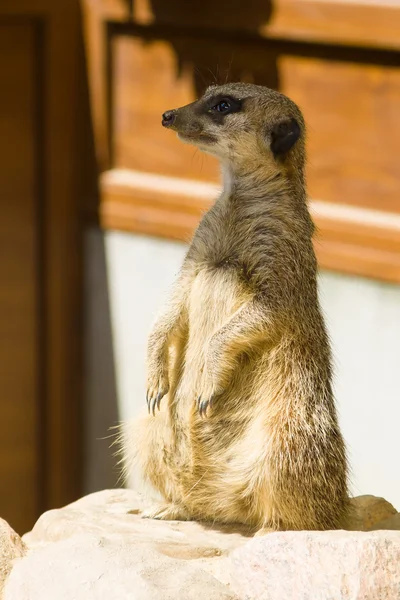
top-left (174, 268), bottom-right (251, 417)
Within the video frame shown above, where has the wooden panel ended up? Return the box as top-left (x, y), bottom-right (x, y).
top-left (83, 0), bottom-right (400, 283)
top-left (84, 0), bottom-right (400, 169)
top-left (100, 169), bottom-right (400, 285)
top-left (39, 0), bottom-right (84, 512)
top-left (113, 35), bottom-right (218, 180)
top-left (281, 56), bottom-right (400, 213)
top-left (112, 34), bottom-right (400, 213)
top-left (0, 23), bottom-right (40, 534)
top-left (314, 212), bottom-right (400, 283)
top-left (263, 0), bottom-right (400, 51)
top-left (0, 0), bottom-right (87, 533)
top-left (82, 0), bottom-right (129, 170)
top-left (131, 0), bottom-right (400, 51)
top-left (100, 170), bottom-right (212, 240)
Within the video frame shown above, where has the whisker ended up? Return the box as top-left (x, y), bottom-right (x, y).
top-left (185, 469), bottom-right (209, 496)
top-left (225, 55), bottom-right (234, 84)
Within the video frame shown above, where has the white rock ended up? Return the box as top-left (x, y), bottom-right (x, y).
top-left (5, 533), bottom-right (237, 600)
top-left (5, 490), bottom-right (243, 600)
top-left (230, 529), bottom-right (400, 600)
top-left (0, 518), bottom-right (26, 595)
top-left (3, 490), bottom-right (400, 600)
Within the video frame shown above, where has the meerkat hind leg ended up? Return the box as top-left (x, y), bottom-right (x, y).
top-left (254, 526), bottom-right (278, 537)
top-left (254, 517), bottom-right (284, 537)
top-left (141, 502), bottom-right (190, 521)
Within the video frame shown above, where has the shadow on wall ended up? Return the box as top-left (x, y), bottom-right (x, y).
top-left (84, 230), bottom-right (120, 494)
top-left (116, 0), bottom-right (279, 96)
top-left (147, 0), bottom-right (273, 30)
top-left (80, 3), bottom-right (121, 494)
top-left (148, 0), bottom-right (277, 93)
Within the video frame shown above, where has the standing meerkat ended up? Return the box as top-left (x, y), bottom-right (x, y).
top-left (122, 83), bottom-right (349, 533)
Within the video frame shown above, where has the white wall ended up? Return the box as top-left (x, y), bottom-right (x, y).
top-left (85, 228), bottom-right (400, 507)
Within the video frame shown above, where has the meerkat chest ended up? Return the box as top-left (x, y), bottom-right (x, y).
top-left (175, 267), bottom-right (251, 411)
top-left (187, 268), bottom-right (251, 346)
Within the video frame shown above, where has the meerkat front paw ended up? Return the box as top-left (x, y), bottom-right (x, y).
top-left (146, 370), bottom-right (169, 415)
top-left (195, 379), bottom-right (224, 418)
top-left (141, 503), bottom-right (189, 521)
top-left (254, 526), bottom-right (277, 537)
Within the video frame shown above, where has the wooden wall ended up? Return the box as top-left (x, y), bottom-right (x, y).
top-left (0, 0), bottom-right (91, 533)
top-left (6, 0), bottom-right (399, 534)
top-left (83, 0), bottom-right (400, 283)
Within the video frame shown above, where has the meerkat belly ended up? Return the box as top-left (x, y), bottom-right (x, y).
top-left (175, 268), bottom-right (251, 414)
top-left (167, 267), bottom-right (269, 523)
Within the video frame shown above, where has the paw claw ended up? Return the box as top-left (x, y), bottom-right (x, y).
top-left (146, 390), bottom-right (155, 414)
top-left (199, 399), bottom-right (209, 418)
top-left (196, 390), bottom-right (221, 417)
top-left (146, 386), bottom-right (168, 415)
top-left (156, 391), bottom-right (163, 411)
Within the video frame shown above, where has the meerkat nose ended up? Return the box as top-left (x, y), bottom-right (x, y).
top-left (162, 110), bottom-right (176, 127)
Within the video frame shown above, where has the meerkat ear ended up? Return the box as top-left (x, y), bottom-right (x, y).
top-left (270, 118), bottom-right (300, 156)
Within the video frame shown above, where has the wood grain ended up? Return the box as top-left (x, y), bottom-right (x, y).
top-left (111, 34), bottom-right (400, 214)
top-left (100, 169), bottom-right (400, 284)
top-left (263, 0), bottom-right (400, 51)
top-left (0, 23), bottom-right (40, 535)
top-left (36, 0), bottom-right (85, 514)
top-left (112, 36), bottom-right (219, 181)
top-left (82, 0), bottom-right (400, 283)
top-left (281, 55), bottom-right (400, 214)
top-left (100, 169), bottom-right (213, 241)
top-left (131, 0), bottom-right (400, 51)
top-left (0, 0), bottom-right (87, 532)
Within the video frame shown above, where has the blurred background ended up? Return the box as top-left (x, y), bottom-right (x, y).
top-left (1, 0), bottom-right (400, 534)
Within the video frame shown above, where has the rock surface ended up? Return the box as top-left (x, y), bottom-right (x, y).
top-left (347, 495), bottom-right (397, 531)
top-left (231, 530), bottom-right (400, 600)
top-left (5, 490), bottom-right (244, 600)
top-left (2, 490), bottom-right (400, 599)
top-left (0, 518), bottom-right (26, 595)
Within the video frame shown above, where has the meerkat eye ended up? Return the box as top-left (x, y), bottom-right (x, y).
top-left (207, 96), bottom-right (242, 119)
top-left (211, 100), bottom-right (231, 113)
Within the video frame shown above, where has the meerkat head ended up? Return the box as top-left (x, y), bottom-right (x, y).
top-left (162, 83), bottom-right (305, 176)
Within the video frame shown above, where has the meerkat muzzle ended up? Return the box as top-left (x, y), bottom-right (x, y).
top-left (161, 110), bottom-right (176, 127)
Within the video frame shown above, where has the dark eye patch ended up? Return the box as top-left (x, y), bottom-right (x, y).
top-left (205, 95), bottom-right (242, 123)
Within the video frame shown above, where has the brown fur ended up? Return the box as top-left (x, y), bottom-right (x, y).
top-left (121, 83), bottom-right (349, 532)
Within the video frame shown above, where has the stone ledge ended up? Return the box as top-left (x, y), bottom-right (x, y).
top-left (1, 489), bottom-right (399, 599)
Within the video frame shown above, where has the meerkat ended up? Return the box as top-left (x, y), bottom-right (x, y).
top-left (121, 83), bottom-right (349, 533)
